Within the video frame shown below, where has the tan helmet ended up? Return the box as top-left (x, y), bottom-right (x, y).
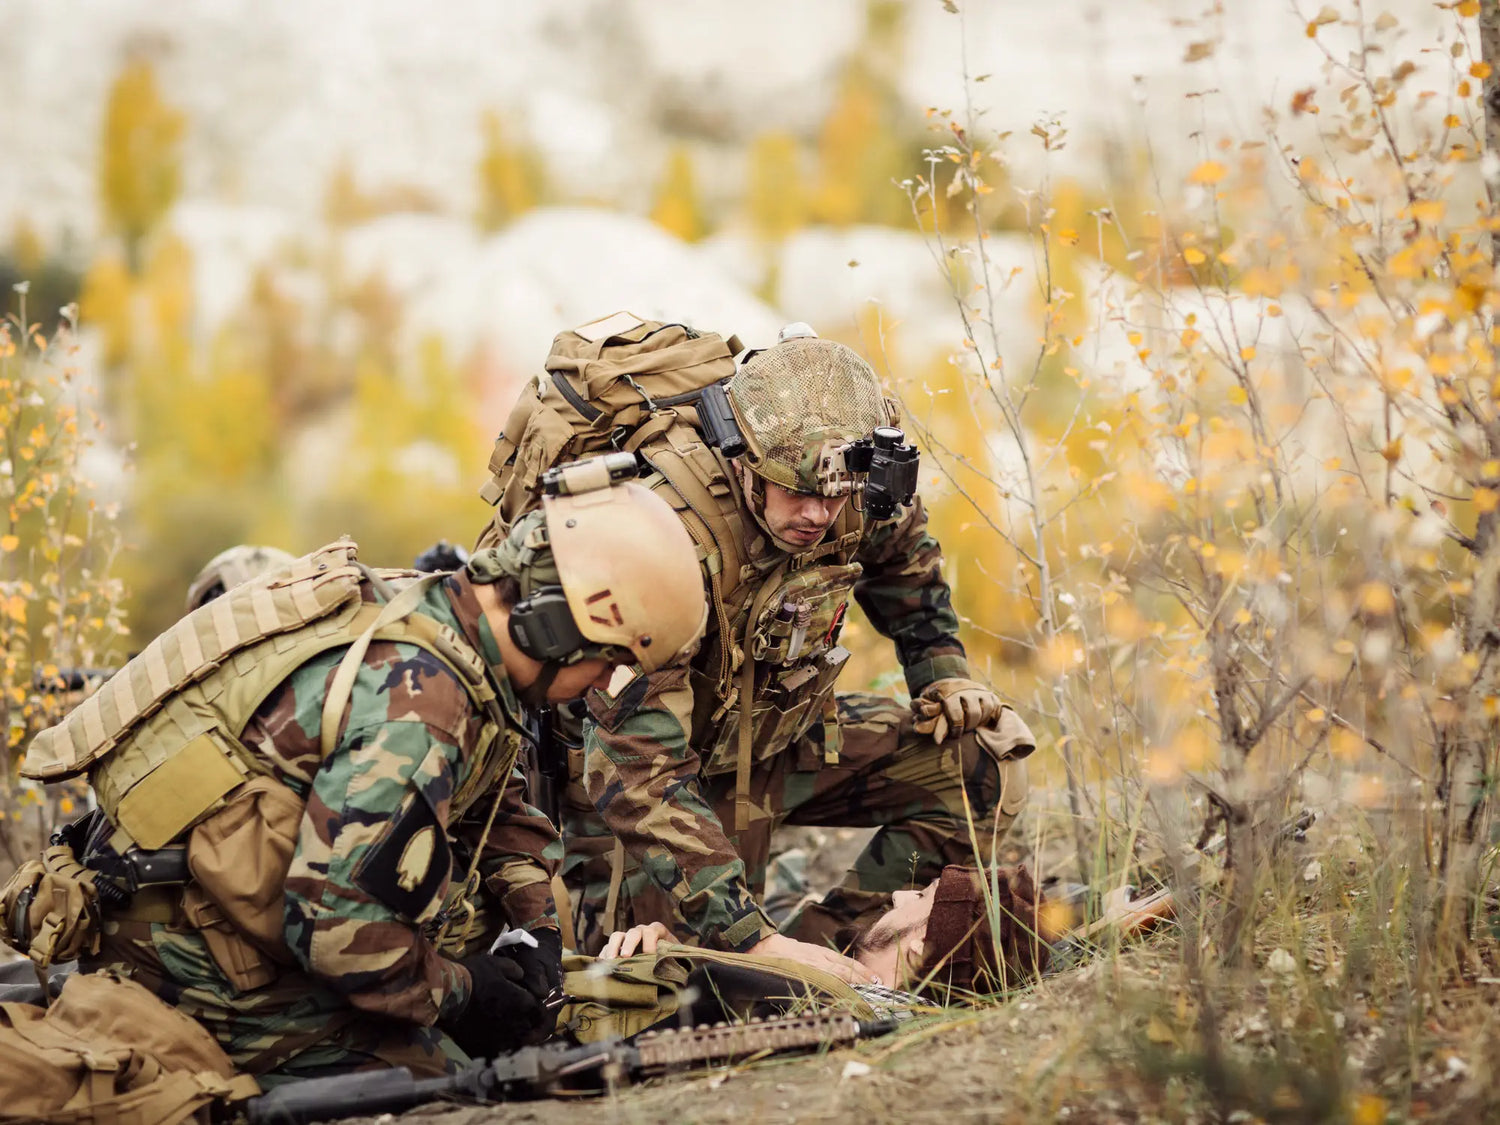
top-left (545, 479), bottom-right (706, 673)
top-left (469, 453), bottom-right (707, 674)
top-left (727, 324), bottom-right (891, 495)
top-left (185, 544), bottom-right (297, 612)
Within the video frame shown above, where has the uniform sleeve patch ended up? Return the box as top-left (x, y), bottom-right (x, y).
top-left (352, 789), bottom-right (451, 922)
top-left (587, 672), bottom-right (652, 732)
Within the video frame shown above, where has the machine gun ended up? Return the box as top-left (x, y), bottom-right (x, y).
top-left (243, 1010), bottom-right (898, 1124)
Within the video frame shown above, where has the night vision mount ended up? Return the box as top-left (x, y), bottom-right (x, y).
top-left (839, 427), bottom-right (919, 520)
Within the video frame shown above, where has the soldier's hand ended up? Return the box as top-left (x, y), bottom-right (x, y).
top-left (748, 933), bottom-right (880, 985)
top-left (492, 927), bottom-right (563, 1005)
top-left (601, 921), bottom-right (673, 959)
top-left (913, 678), bottom-right (1003, 744)
top-left (443, 954), bottom-right (549, 1057)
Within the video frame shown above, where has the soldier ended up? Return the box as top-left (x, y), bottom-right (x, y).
top-left (600, 864), bottom-right (1051, 1000)
top-left (3, 461), bottom-right (706, 1086)
top-left (533, 323), bottom-right (1035, 979)
top-left (184, 544), bottom-right (298, 612)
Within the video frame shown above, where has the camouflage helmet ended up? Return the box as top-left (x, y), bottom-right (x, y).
top-left (727, 324), bottom-right (891, 494)
top-left (185, 544), bottom-right (297, 612)
top-left (468, 460), bottom-right (706, 674)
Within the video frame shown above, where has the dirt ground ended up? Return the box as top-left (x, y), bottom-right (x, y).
top-left (338, 947), bottom-right (1162, 1125)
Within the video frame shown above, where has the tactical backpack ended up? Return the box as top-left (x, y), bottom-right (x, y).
top-left (478, 312), bottom-right (744, 537)
top-left (0, 970), bottom-right (259, 1124)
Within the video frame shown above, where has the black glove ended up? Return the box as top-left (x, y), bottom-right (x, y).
top-left (442, 954), bottom-right (545, 1058)
top-left (493, 928), bottom-right (562, 1005)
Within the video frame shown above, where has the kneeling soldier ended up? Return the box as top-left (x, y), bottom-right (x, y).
top-left (3, 459), bottom-right (705, 1086)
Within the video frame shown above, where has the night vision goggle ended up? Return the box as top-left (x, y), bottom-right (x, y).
top-left (817, 426), bottom-right (920, 521)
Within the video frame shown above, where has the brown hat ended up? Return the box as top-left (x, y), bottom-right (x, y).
top-left (914, 865), bottom-right (1050, 999)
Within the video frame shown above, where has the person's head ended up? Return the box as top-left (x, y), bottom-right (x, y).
top-left (185, 544), bottom-right (297, 612)
top-left (465, 459), bottom-right (707, 705)
top-left (726, 324), bottom-right (892, 553)
top-left (853, 865), bottom-right (1050, 998)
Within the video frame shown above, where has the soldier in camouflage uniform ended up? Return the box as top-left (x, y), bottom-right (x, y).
top-left (6, 467), bottom-right (705, 1086)
top-left (560, 325), bottom-right (1035, 979)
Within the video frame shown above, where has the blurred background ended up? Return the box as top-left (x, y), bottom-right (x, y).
top-left (0, 0), bottom-right (1443, 647)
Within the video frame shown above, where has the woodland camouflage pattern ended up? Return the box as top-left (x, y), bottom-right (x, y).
top-left (569, 496), bottom-right (1034, 953)
top-left (85, 573), bottom-right (559, 1084)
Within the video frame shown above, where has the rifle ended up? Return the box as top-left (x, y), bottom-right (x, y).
top-left (521, 704), bottom-right (578, 826)
top-left (243, 1011), bottom-right (898, 1125)
top-left (1051, 808), bottom-right (1317, 951)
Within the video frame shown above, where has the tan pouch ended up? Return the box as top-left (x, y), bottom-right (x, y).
top-left (0, 970), bottom-right (258, 1123)
top-left (182, 776), bottom-right (303, 993)
top-left (0, 844), bottom-right (102, 968)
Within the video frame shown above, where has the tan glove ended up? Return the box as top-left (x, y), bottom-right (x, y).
top-left (912, 677), bottom-right (1004, 744)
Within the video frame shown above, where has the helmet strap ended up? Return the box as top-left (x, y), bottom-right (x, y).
top-left (517, 659), bottom-right (564, 709)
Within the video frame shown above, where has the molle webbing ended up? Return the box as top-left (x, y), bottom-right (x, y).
top-left (22, 541), bottom-right (366, 784)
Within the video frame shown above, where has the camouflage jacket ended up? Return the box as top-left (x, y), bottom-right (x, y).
top-left (252, 571), bottom-right (559, 1026)
top-left (583, 494), bottom-right (967, 951)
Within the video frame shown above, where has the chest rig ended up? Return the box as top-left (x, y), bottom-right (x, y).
top-left (637, 420), bottom-right (865, 830)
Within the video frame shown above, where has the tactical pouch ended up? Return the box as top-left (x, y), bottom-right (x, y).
top-left (0, 843), bottom-right (103, 969)
top-left (181, 776), bottom-right (302, 994)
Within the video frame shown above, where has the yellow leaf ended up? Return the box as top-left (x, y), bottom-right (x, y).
top-left (1305, 708), bottom-right (1327, 723)
top-left (1477, 487), bottom-right (1500, 512)
top-left (1233, 608), bottom-right (1253, 625)
top-left (1359, 582), bottom-right (1395, 615)
top-left (1183, 247), bottom-right (1206, 264)
top-left (1146, 1014), bottom-right (1178, 1045)
top-left (0, 535), bottom-right (16, 552)
top-left (1471, 61), bottom-right (1492, 79)
top-left (1381, 437), bottom-right (1403, 463)
top-left (1228, 386), bottom-right (1248, 405)
top-left (1411, 199), bottom-right (1445, 224)
top-left (1240, 346), bottom-right (1256, 361)
top-left (1350, 1094), bottom-right (1388, 1125)
top-left (1189, 160), bottom-right (1227, 185)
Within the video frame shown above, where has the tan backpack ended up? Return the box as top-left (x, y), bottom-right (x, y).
top-left (478, 312), bottom-right (743, 541)
top-left (0, 970), bottom-right (258, 1124)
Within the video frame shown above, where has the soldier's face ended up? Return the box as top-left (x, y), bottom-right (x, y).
top-left (760, 481), bottom-right (847, 548)
top-left (855, 878), bottom-right (939, 955)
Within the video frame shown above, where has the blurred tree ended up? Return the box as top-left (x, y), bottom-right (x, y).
top-left (98, 59), bottom-right (184, 273)
top-left (324, 158), bottom-right (443, 227)
top-left (0, 222), bottom-right (83, 331)
top-left (650, 147), bottom-right (707, 242)
top-left (747, 132), bottom-right (806, 243)
top-left (476, 110), bottom-right (544, 231)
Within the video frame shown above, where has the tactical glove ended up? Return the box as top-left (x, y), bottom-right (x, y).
top-left (913, 678), bottom-right (1004, 744)
top-left (492, 927), bottom-right (562, 1006)
top-left (443, 954), bottom-right (548, 1058)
